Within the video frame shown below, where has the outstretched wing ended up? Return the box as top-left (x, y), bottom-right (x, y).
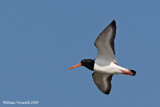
top-left (92, 72), bottom-right (113, 95)
top-left (94, 20), bottom-right (117, 63)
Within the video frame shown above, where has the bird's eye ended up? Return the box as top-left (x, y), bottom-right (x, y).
top-left (82, 60), bottom-right (85, 62)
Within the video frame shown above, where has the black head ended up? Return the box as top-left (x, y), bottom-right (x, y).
top-left (68, 59), bottom-right (94, 70)
top-left (81, 59), bottom-right (94, 71)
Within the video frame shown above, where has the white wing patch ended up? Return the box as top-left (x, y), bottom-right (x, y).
top-left (94, 20), bottom-right (117, 64)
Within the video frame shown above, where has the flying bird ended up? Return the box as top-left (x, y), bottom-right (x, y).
top-left (69, 20), bottom-right (136, 95)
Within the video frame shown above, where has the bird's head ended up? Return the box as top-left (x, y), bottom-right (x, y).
top-left (69, 59), bottom-right (94, 71)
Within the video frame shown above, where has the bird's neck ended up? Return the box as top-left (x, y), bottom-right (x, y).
top-left (84, 59), bottom-right (95, 71)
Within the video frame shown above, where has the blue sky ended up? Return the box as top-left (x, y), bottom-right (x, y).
top-left (0, 0), bottom-right (160, 107)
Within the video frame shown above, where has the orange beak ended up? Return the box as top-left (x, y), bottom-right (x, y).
top-left (68, 63), bottom-right (82, 69)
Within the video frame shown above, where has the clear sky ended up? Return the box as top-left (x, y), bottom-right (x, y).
top-left (0, 0), bottom-right (159, 107)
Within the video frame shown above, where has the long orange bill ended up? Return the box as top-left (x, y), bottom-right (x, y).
top-left (68, 63), bottom-right (82, 69)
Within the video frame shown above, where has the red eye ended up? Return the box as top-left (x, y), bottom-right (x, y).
top-left (83, 60), bottom-right (85, 62)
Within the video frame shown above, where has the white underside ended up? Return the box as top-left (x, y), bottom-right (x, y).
top-left (94, 61), bottom-right (128, 74)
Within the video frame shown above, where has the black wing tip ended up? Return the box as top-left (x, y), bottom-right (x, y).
top-left (112, 20), bottom-right (116, 23)
top-left (104, 91), bottom-right (110, 95)
top-left (104, 75), bottom-right (113, 95)
top-left (110, 20), bottom-right (116, 27)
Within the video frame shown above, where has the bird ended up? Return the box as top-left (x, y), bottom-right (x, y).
top-left (69, 20), bottom-right (136, 95)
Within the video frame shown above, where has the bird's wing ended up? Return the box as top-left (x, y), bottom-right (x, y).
top-left (92, 72), bottom-right (113, 95)
top-left (94, 20), bottom-right (117, 64)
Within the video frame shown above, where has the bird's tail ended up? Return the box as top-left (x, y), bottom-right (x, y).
top-left (130, 70), bottom-right (136, 76)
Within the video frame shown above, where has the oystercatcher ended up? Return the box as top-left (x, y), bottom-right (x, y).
top-left (69, 20), bottom-right (136, 95)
